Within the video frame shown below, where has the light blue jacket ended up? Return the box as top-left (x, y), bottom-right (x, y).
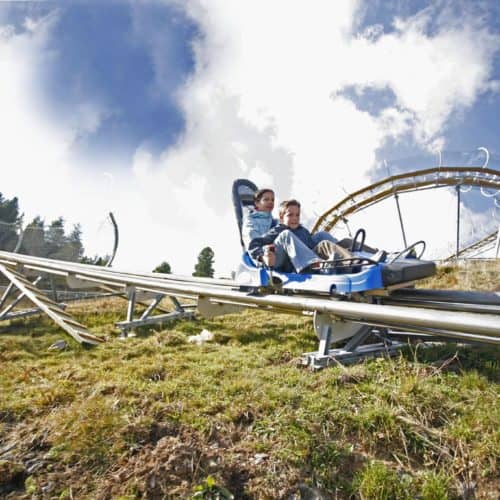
top-left (242, 209), bottom-right (277, 249)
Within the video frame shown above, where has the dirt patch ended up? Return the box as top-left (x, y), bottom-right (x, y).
top-left (94, 423), bottom-right (302, 499)
top-left (0, 459), bottom-right (26, 495)
top-left (96, 429), bottom-right (221, 498)
top-left (120, 421), bottom-right (180, 448)
top-left (1, 419), bottom-right (296, 498)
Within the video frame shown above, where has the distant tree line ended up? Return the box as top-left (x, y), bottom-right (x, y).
top-left (153, 246), bottom-right (215, 277)
top-left (0, 192), bottom-right (217, 278)
top-left (0, 192), bottom-right (92, 263)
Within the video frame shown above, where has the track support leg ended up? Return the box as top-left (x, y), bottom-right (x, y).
top-left (120, 286), bottom-right (137, 338)
top-left (302, 319), bottom-right (405, 370)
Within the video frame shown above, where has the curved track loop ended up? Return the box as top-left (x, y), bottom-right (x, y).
top-left (312, 166), bottom-right (500, 233)
top-left (105, 212), bottom-right (119, 267)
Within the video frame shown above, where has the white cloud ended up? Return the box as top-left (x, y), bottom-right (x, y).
top-left (0, 13), bottom-right (127, 262)
top-left (1, 1), bottom-right (499, 277)
top-left (346, 3), bottom-right (499, 145)
top-left (170, 0), bottom-right (499, 250)
top-left (0, 12), bottom-right (71, 196)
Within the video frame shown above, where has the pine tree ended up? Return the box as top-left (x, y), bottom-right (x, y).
top-left (0, 193), bottom-right (22, 251)
top-left (193, 247), bottom-right (215, 277)
top-left (21, 217), bottom-right (46, 257)
top-left (153, 261), bottom-right (172, 274)
top-left (45, 217), bottom-right (67, 260)
top-left (80, 254), bottom-right (110, 266)
top-left (66, 224), bottom-right (85, 261)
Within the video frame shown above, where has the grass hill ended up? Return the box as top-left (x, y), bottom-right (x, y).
top-left (0, 261), bottom-right (498, 498)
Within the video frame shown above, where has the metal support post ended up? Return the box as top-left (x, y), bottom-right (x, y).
top-left (317, 324), bottom-right (332, 357)
top-left (126, 286), bottom-right (136, 322)
top-left (13, 230), bottom-right (25, 253)
top-left (49, 276), bottom-right (58, 303)
top-left (394, 193), bottom-right (408, 248)
top-left (456, 185), bottom-right (461, 259)
top-left (341, 217), bottom-right (352, 238)
top-left (495, 224), bottom-right (500, 259)
top-left (343, 325), bottom-right (373, 352)
top-left (120, 286), bottom-right (137, 338)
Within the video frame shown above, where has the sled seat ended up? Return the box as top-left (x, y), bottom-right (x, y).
top-left (232, 179), bottom-right (258, 249)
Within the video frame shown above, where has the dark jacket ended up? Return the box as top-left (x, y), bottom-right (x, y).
top-left (248, 224), bottom-right (315, 271)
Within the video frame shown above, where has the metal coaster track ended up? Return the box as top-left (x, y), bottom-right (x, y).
top-left (0, 250), bottom-right (499, 349)
top-left (444, 229), bottom-right (499, 260)
top-left (379, 288), bottom-right (500, 315)
top-left (312, 166), bottom-right (500, 233)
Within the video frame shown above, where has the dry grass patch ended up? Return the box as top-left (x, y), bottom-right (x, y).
top-left (420, 259), bottom-right (500, 291)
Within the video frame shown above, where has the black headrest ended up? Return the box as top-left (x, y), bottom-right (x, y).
top-left (232, 179), bottom-right (258, 248)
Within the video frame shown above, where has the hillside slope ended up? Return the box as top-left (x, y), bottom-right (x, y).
top-left (0, 263), bottom-right (498, 498)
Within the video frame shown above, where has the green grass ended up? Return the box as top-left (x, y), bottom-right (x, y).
top-left (0, 286), bottom-right (499, 498)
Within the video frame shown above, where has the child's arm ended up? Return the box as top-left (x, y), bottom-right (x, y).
top-left (242, 217), bottom-right (261, 249)
top-left (248, 227), bottom-right (279, 264)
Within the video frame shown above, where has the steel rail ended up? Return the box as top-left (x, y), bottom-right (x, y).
top-left (0, 251), bottom-right (237, 288)
top-left (349, 321), bottom-right (499, 345)
top-left (378, 288), bottom-right (500, 315)
top-left (380, 298), bottom-right (500, 315)
top-left (0, 251), bottom-right (499, 342)
top-left (388, 288), bottom-right (500, 305)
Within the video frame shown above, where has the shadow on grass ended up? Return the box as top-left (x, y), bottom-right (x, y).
top-left (0, 314), bottom-right (51, 335)
top-left (401, 342), bottom-right (500, 382)
top-left (232, 324), bottom-right (316, 351)
top-left (129, 315), bottom-right (316, 350)
top-left (126, 317), bottom-right (223, 340)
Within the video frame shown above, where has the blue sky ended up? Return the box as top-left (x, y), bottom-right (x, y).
top-left (2, 1), bottom-right (198, 164)
top-left (0, 1), bottom-right (499, 273)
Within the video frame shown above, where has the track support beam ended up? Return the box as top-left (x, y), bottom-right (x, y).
top-left (0, 263), bottom-right (104, 345)
top-left (117, 292), bottom-right (195, 337)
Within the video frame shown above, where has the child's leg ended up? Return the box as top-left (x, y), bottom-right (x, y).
top-left (311, 231), bottom-right (337, 245)
top-left (273, 230), bottom-right (321, 272)
top-left (314, 240), bottom-right (353, 260)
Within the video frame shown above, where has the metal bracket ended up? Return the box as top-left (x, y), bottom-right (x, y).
top-left (66, 274), bottom-right (99, 290)
top-left (313, 311), bottom-right (363, 343)
top-left (116, 292), bottom-right (195, 337)
top-left (197, 296), bottom-right (245, 319)
top-left (303, 313), bottom-right (404, 369)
